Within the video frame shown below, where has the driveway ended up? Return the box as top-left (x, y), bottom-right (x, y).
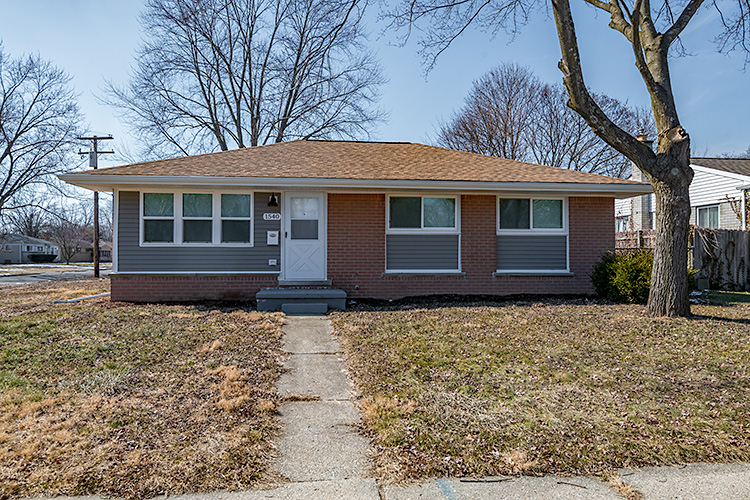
top-left (0, 263), bottom-right (112, 285)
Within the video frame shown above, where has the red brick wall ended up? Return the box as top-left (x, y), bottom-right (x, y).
top-left (327, 194), bottom-right (613, 299)
top-left (110, 274), bottom-right (277, 302)
top-left (112, 194), bottom-right (613, 302)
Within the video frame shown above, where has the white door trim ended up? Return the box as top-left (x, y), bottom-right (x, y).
top-left (282, 191), bottom-right (327, 281)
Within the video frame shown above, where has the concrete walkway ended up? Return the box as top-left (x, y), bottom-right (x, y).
top-left (272, 315), bottom-right (373, 493)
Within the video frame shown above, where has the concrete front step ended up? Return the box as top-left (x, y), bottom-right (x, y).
top-left (256, 287), bottom-right (347, 312)
top-left (282, 302), bottom-right (329, 315)
top-left (278, 279), bottom-right (333, 287)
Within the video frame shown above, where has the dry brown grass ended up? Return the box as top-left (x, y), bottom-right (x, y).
top-left (331, 299), bottom-right (750, 481)
top-left (0, 280), bottom-right (284, 499)
top-left (0, 279), bottom-right (110, 316)
top-left (604, 472), bottom-right (644, 500)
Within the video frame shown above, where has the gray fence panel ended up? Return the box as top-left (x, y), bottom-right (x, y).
top-left (694, 228), bottom-right (750, 291)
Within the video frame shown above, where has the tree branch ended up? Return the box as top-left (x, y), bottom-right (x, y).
top-left (628, 0), bottom-right (660, 95)
top-left (551, 0), bottom-right (655, 168)
top-left (663, 0), bottom-right (705, 46)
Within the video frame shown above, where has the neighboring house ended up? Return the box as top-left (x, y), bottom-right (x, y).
top-left (68, 240), bottom-right (113, 263)
top-left (0, 234), bottom-right (59, 264)
top-left (616, 158), bottom-right (750, 231)
top-left (60, 140), bottom-right (650, 303)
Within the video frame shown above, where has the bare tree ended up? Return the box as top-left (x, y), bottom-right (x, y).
top-left (0, 189), bottom-right (67, 238)
top-left (388, 0), bottom-right (750, 316)
top-left (44, 203), bottom-right (92, 264)
top-left (97, 195), bottom-right (114, 242)
top-left (718, 146), bottom-right (750, 159)
top-left (105, 0), bottom-right (385, 158)
top-left (437, 64), bottom-right (538, 160)
top-left (437, 64), bottom-right (653, 177)
top-left (3, 203), bottom-right (49, 238)
top-left (0, 44), bottom-right (83, 215)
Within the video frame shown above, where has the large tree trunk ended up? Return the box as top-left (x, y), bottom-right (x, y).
top-left (644, 131), bottom-right (693, 316)
top-left (649, 177), bottom-right (691, 316)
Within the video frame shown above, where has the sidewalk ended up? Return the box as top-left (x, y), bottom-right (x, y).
top-left (29, 462), bottom-right (750, 500)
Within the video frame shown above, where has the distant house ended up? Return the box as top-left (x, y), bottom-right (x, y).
top-left (68, 240), bottom-right (113, 263)
top-left (0, 235), bottom-right (60, 264)
top-left (616, 158), bottom-right (750, 231)
top-left (59, 140), bottom-right (651, 303)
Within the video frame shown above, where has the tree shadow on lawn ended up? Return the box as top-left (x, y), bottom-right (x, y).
top-left (689, 313), bottom-right (750, 326)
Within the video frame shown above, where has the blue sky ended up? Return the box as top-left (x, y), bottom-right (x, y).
top-left (0, 0), bottom-right (748, 171)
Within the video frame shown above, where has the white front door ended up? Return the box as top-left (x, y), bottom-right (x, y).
top-left (283, 192), bottom-right (326, 280)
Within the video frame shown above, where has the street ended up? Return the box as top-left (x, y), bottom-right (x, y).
top-left (0, 263), bottom-right (112, 286)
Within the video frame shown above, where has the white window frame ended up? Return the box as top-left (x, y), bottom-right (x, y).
top-left (496, 195), bottom-right (570, 274)
top-left (139, 190), bottom-right (254, 247)
top-left (696, 204), bottom-right (720, 229)
top-left (615, 215), bottom-right (630, 232)
top-left (24, 245), bottom-right (32, 252)
top-left (141, 192), bottom-right (176, 245)
top-left (386, 194), bottom-right (460, 234)
top-left (181, 192), bottom-right (215, 245)
top-left (384, 193), bottom-right (461, 274)
top-left (220, 194), bottom-right (254, 245)
top-left (497, 196), bottom-right (568, 235)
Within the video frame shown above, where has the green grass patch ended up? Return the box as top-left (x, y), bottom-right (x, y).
top-left (332, 300), bottom-right (750, 480)
top-left (706, 291), bottom-right (750, 304)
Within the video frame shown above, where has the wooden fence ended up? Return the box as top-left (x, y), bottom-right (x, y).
top-left (615, 230), bottom-right (656, 250)
top-left (693, 228), bottom-right (750, 291)
top-left (615, 228), bottom-right (750, 290)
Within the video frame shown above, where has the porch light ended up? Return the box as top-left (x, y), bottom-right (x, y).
top-left (268, 193), bottom-right (279, 207)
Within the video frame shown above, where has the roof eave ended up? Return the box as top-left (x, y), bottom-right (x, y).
top-left (58, 173), bottom-right (652, 198)
top-left (691, 164), bottom-right (750, 182)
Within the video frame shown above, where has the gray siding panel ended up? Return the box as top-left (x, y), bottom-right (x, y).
top-left (386, 234), bottom-right (459, 270)
top-left (117, 191), bottom-right (280, 273)
top-left (497, 235), bottom-right (567, 270)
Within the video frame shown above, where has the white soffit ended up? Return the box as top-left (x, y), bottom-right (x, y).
top-left (59, 173), bottom-right (653, 199)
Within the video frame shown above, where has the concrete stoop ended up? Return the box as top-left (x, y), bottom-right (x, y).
top-left (256, 287), bottom-right (346, 313)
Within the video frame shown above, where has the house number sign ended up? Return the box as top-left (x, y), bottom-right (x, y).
top-left (263, 213), bottom-right (281, 221)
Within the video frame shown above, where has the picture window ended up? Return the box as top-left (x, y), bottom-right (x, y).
top-left (388, 196), bottom-right (458, 231)
top-left (498, 198), bottom-right (564, 231)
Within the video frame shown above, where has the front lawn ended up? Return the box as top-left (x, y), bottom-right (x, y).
top-left (331, 299), bottom-right (750, 480)
top-left (0, 280), bottom-right (284, 499)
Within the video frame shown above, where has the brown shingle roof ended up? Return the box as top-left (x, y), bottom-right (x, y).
top-left (691, 158), bottom-right (750, 177)
top-left (81, 140), bottom-right (645, 186)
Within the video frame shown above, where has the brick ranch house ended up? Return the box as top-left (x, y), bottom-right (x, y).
top-left (60, 140), bottom-right (651, 303)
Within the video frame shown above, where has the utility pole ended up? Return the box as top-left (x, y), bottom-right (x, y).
top-left (78, 135), bottom-right (114, 278)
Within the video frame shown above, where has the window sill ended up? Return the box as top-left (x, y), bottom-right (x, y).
top-left (386, 230), bottom-right (460, 235)
top-left (113, 271), bottom-right (280, 275)
top-left (496, 230), bottom-right (568, 235)
top-left (494, 271), bottom-right (574, 277)
top-left (139, 243), bottom-right (255, 248)
top-left (383, 271), bottom-right (466, 277)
